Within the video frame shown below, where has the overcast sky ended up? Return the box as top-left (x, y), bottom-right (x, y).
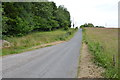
top-left (49, 0), bottom-right (119, 28)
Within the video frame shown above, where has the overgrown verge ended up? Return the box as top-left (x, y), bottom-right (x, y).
top-left (2, 28), bottom-right (77, 56)
top-left (78, 43), bottom-right (104, 78)
top-left (82, 28), bottom-right (118, 78)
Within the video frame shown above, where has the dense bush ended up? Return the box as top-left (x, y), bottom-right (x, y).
top-left (96, 26), bottom-right (105, 28)
top-left (2, 2), bottom-right (71, 36)
top-left (80, 23), bottom-right (94, 28)
top-left (75, 27), bottom-right (78, 30)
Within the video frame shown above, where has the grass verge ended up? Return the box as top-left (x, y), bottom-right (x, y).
top-left (82, 28), bottom-right (118, 78)
top-left (2, 28), bottom-right (77, 56)
top-left (77, 41), bottom-right (83, 78)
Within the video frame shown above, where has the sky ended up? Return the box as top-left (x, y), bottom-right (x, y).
top-left (49, 0), bottom-right (119, 28)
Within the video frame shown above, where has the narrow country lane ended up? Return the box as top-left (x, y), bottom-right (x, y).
top-left (2, 29), bottom-right (82, 78)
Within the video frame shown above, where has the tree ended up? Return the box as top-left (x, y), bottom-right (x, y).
top-left (2, 2), bottom-right (71, 36)
top-left (87, 23), bottom-right (94, 27)
top-left (54, 5), bottom-right (71, 29)
top-left (80, 23), bottom-right (94, 28)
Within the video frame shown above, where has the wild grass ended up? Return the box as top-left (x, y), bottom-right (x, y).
top-left (83, 28), bottom-right (118, 78)
top-left (2, 28), bottom-right (77, 56)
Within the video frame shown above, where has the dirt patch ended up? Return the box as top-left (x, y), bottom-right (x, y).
top-left (0, 40), bottom-right (11, 49)
top-left (31, 41), bottom-right (65, 49)
top-left (78, 43), bottom-right (104, 78)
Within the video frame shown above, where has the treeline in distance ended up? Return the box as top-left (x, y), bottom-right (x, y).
top-left (2, 2), bottom-right (71, 36)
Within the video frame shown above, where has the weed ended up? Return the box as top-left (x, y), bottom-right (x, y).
top-left (83, 28), bottom-right (118, 78)
top-left (2, 28), bottom-right (77, 56)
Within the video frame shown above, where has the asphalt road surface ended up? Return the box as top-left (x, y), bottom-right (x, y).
top-left (2, 29), bottom-right (82, 78)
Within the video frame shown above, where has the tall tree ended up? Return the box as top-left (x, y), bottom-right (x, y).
top-left (2, 2), bottom-right (71, 36)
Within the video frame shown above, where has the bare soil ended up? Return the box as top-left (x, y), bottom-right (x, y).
top-left (78, 43), bottom-right (104, 78)
top-left (31, 41), bottom-right (65, 49)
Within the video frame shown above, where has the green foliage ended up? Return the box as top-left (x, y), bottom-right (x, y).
top-left (2, 16), bottom-right (9, 33)
top-left (80, 25), bottom-right (84, 28)
top-left (2, 2), bottom-right (71, 36)
top-left (54, 5), bottom-right (71, 28)
top-left (15, 17), bottom-right (33, 36)
top-left (64, 27), bottom-right (69, 30)
top-left (87, 23), bottom-right (94, 27)
top-left (83, 28), bottom-right (118, 78)
top-left (80, 23), bottom-right (94, 28)
top-left (87, 41), bottom-right (118, 78)
top-left (88, 41), bottom-right (109, 67)
top-left (96, 26), bottom-right (105, 28)
top-left (75, 27), bottom-right (78, 30)
top-left (2, 29), bottom-right (76, 55)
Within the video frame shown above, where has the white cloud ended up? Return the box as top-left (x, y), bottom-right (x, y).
top-left (50, 0), bottom-right (119, 28)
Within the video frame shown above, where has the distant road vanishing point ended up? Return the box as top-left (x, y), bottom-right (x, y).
top-left (2, 29), bottom-right (82, 78)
